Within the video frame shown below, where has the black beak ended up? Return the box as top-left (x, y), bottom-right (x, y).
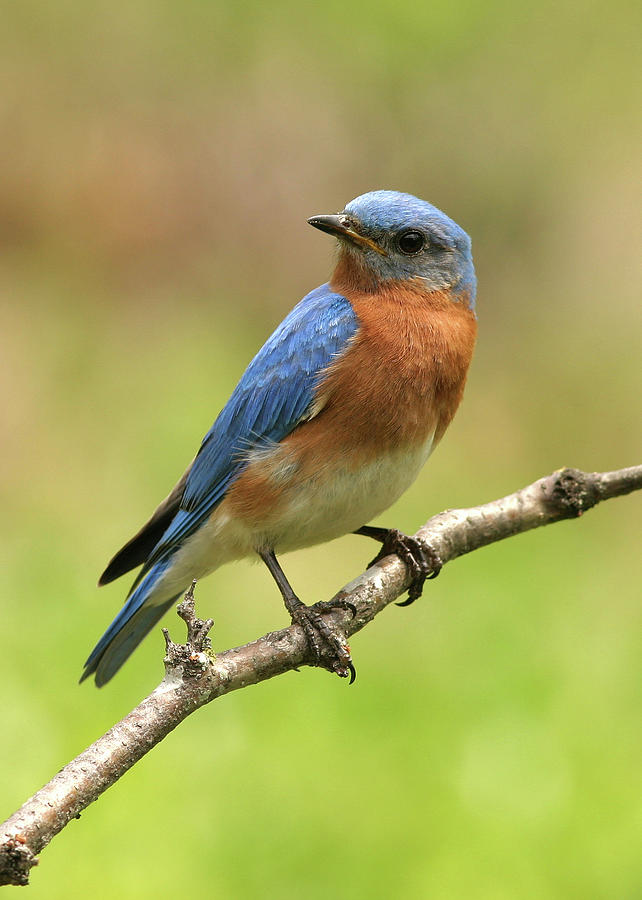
top-left (307, 214), bottom-right (350, 237)
top-left (307, 214), bottom-right (386, 255)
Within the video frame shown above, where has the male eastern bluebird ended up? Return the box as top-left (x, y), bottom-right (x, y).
top-left (82, 190), bottom-right (477, 686)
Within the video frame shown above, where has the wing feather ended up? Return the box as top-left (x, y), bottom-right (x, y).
top-left (100, 284), bottom-right (359, 584)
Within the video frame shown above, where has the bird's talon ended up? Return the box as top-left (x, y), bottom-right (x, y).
top-left (364, 528), bottom-right (441, 605)
top-left (330, 656), bottom-right (357, 684)
top-left (290, 601), bottom-right (355, 683)
top-left (311, 597), bottom-right (357, 619)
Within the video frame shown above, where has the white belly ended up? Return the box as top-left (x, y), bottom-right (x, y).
top-left (265, 435), bottom-right (435, 551)
top-left (150, 433), bottom-right (435, 600)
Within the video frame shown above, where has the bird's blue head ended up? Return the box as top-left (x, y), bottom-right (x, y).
top-left (309, 190), bottom-right (476, 308)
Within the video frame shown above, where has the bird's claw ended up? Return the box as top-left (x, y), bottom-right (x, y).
top-left (368, 529), bottom-right (442, 606)
top-left (291, 599), bottom-right (357, 684)
top-left (312, 597), bottom-right (358, 620)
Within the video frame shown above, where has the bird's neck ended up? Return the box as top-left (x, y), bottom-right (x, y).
top-left (330, 248), bottom-right (475, 310)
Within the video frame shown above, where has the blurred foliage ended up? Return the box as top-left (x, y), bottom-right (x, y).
top-left (1, 0), bottom-right (641, 897)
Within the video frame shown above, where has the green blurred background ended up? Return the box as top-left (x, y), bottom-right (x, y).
top-left (1, 1), bottom-right (641, 897)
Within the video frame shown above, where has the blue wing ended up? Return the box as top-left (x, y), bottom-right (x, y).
top-left (135, 283), bottom-right (358, 575)
top-left (84, 283), bottom-right (358, 685)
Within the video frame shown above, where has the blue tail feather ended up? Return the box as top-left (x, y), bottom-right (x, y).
top-left (81, 559), bottom-right (179, 687)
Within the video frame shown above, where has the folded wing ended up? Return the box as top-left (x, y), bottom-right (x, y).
top-left (99, 284), bottom-right (359, 588)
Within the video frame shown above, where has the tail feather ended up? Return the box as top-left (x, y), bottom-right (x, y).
top-left (98, 516), bottom-right (174, 586)
top-left (82, 560), bottom-right (180, 686)
top-left (98, 468), bottom-right (191, 586)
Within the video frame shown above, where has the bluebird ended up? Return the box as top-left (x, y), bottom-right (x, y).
top-left (82, 190), bottom-right (477, 686)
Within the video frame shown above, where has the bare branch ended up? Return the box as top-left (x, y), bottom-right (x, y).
top-left (1, 465), bottom-right (640, 886)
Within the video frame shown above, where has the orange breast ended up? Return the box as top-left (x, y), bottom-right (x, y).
top-left (225, 276), bottom-right (477, 529)
top-left (318, 273), bottom-right (478, 452)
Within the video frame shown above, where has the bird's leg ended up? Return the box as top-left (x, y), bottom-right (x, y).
top-left (354, 525), bottom-right (442, 606)
top-left (258, 549), bottom-right (356, 683)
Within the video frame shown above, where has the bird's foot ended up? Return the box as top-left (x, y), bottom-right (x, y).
top-left (364, 528), bottom-right (442, 606)
top-left (290, 597), bottom-right (357, 684)
top-left (258, 547), bottom-right (357, 683)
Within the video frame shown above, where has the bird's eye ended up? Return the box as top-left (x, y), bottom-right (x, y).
top-left (396, 230), bottom-right (426, 255)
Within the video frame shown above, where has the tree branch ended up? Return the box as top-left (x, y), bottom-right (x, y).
top-left (1, 465), bottom-right (640, 886)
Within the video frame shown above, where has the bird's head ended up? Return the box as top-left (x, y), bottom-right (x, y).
top-left (308, 190), bottom-right (476, 308)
